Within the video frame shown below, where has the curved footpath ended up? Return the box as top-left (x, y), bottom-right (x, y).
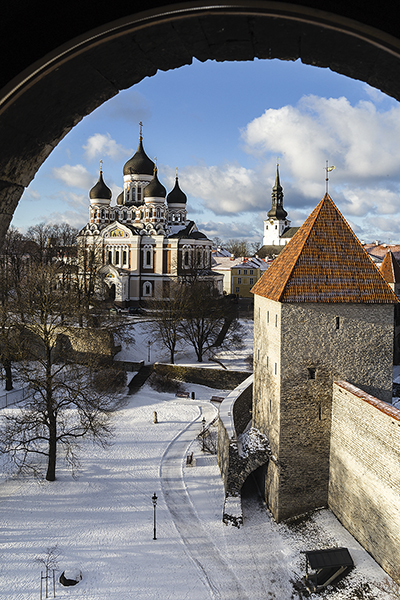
top-left (160, 403), bottom-right (251, 600)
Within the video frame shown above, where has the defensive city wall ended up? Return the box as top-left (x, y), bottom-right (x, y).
top-left (329, 381), bottom-right (400, 583)
top-left (217, 377), bottom-right (400, 582)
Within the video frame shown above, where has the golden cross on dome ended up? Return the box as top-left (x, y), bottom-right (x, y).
top-left (99, 159), bottom-right (103, 172)
top-left (139, 121), bottom-right (143, 138)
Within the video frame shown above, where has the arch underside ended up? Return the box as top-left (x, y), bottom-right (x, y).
top-left (1, 1), bottom-right (400, 241)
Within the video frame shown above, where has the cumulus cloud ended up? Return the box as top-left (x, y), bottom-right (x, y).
top-left (44, 210), bottom-right (88, 230)
top-left (242, 95), bottom-right (400, 187)
top-left (340, 186), bottom-right (400, 217)
top-left (83, 133), bottom-right (132, 162)
top-left (197, 219), bottom-right (261, 242)
top-left (177, 163), bottom-right (267, 216)
top-left (52, 164), bottom-right (94, 190)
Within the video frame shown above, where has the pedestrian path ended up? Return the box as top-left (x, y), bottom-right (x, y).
top-left (161, 404), bottom-right (251, 600)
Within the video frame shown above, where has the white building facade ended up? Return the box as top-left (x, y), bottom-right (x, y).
top-left (78, 130), bottom-right (221, 305)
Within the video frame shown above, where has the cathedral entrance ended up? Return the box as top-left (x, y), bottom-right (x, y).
top-left (105, 283), bottom-right (116, 302)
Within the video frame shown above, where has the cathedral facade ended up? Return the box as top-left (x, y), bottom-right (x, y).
top-left (78, 130), bottom-right (220, 305)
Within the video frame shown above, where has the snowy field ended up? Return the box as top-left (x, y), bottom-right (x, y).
top-left (0, 319), bottom-right (398, 599)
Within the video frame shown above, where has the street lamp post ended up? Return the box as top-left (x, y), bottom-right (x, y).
top-left (152, 493), bottom-right (157, 540)
top-left (202, 417), bottom-right (206, 452)
top-left (147, 340), bottom-right (152, 363)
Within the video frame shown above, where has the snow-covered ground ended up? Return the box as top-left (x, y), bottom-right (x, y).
top-left (114, 316), bottom-right (254, 370)
top-left (0, 319), bottom-right (398, 599)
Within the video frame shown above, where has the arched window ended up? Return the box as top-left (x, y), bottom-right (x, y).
top-left (143, 281), bottom-right (152, 296)
top-left (115, 250), bottom-right (120, 265)
top-left (123, 250), bottom-right (127, 265)
top-left (184, 251), bottom-right (189, 266)
top-left (146, 250), bottom-right (151, 266)
top-left (108, 250), bottom-right (112, 264)
top-left (123, 211), bottom-right (127, 220)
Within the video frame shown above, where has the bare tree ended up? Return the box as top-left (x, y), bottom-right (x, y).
top-left (75, 237), bottom-right (106, 327)
top-left (0, 263), bottom-right (126, 481)
top-left (224, 239), bottom-right (252, 258)
top-left (145, 283), bottom-right (188, 364)
top-left (179, 280), bottom-right (237, 362)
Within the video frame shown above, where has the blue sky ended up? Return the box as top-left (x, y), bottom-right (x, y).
top-left (13, 58), bottom-right (400, 244)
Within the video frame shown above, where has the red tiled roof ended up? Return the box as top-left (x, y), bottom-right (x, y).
top-left (251, 194), bottom-right (398, 304)
top-left (380, 249), bottom-right (400, 284)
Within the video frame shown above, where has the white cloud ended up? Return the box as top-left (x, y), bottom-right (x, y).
top-left (52, 164), bottom-right (94, 190)
top-left (197, 219), bottom-right (261, 242)
top-left (83, 133), bottom-right (132, 162)
top-left (44, 210), bottom-right (88, 230)
top-left (242, 95), bottom-right (400, 186)
top-left (177, 163), bottom-right (266, 215)
top-left (340, 187), bottom-right (400, 217)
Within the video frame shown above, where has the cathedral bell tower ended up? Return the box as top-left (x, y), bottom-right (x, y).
top-left (262, 165), bottom-right (291, 246)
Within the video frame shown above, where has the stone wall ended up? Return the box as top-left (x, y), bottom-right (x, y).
top-left (253, 296), bottom-right (395, 522)
top-left (153, 363), bottom-right (251, 390)
top-left (217, 375), bottom-right (270, 526)
top-left (329, 381), bottom-right (400, 583)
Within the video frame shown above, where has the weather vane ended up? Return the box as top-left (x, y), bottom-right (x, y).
top-left (324, 160), bottom-right (335, 194)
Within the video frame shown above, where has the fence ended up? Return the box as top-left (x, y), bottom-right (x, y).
top-left (0, 386), bottom-right (28, 409)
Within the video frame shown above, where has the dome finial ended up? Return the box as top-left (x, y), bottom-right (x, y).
top-left (99, 159), bottom-right (103, 173)
top-left (139, 121), bottom-right (143, 141)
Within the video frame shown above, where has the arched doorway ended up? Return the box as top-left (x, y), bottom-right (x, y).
top-left (1, 1), bottom-right (400, 242)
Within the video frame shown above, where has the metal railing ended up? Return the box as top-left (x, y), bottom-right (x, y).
top-left (0, 386), bottom-right (28, 409)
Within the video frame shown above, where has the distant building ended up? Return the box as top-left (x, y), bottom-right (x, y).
top-left (230, 257), bottom-right (269, 298)
top-left (380, 248), bottom-right (400, 296)
top-left (363, 241), bottom-right (400, 266)
top-left (257, 165), bottom-right (299, 259)
top-left (211, 250), bottom-right (269, 296)
top-left (78, 128), bottom-right (222, 305)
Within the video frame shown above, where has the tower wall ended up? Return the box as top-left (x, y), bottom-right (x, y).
top-left (253, 296), bottom-right (394, 521)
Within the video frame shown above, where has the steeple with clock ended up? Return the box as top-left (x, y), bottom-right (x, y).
top-left (262, 164), bottom-right (292, 247)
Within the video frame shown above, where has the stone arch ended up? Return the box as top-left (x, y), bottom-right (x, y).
top-left (1, 1), bottom-right (400, 241)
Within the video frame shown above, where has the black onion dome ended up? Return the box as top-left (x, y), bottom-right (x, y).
top-left (89, 170), bottom-right (112, 200)
top-left (123, 137), bottom-right (154, 176)
top-left (116, 191), bottom-right (124, 205)
top-left (167, 176), bottom-right (187, 204)
top-left (144, 167), bottom-right (166, 198)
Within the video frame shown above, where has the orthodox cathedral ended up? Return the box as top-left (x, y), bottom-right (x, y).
top-left (78, 127), bottom-right (219, 305)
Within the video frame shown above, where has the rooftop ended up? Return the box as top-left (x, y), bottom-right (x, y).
top-left (251, 194), bottom-right (398, 304)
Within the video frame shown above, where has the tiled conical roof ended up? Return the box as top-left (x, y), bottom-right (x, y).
top-left (251, 194), bottom-right (398, 304)
top-left (380, 249), bottom-right (400, 284)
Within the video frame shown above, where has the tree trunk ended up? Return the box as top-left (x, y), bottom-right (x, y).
top-left (46, 412), bottom-right (57, 481)
top-left (3, 358), bottom-right (13, 391)
top-left (45, 346), bottom-right (56, 481)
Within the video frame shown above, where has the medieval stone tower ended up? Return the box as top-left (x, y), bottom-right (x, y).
top-left (251, 193), bottom-right (398, 522)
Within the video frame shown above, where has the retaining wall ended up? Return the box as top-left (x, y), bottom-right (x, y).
top-left (153, 363), bottom-right (251, 390)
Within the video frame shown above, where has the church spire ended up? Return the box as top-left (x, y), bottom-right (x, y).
top-left (268, 164), bottom-right (288, 220)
